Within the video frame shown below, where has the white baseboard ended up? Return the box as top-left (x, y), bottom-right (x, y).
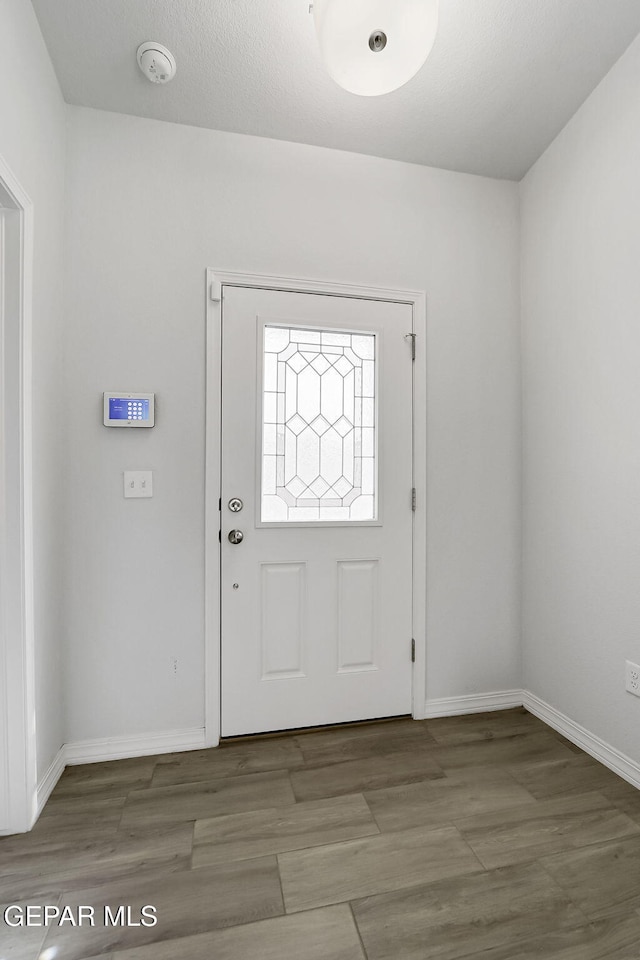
top-left (424, 689), bottom-right (640, 790)
top-left (30, 727), bottom-right (207, 829)
top-left (522, 691), bottom-right (640, 790)
top-left (64, 726), bottom-right (207, 766)
top-left (35, 746), bottom-right (66, 821)
top-left (424, 690), bottom-right (524, 718)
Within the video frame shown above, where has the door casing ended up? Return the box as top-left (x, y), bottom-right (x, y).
top-left (0, 154), bottom-right (36, 834)
top-left (204, 269), bottom-right (427, 746)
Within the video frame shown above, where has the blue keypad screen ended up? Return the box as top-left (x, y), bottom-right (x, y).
top-left (109, 397), bottom-right (150, 421)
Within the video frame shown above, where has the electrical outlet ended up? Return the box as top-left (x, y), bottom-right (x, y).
top-left (625, 660), bottom-right (640, 697)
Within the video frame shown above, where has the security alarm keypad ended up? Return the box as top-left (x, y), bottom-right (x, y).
top-left (103, 393), bottom-right (155, 427)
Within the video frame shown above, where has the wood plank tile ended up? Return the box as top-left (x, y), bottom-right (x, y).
top-left (51, 756), bottom-right (156, 799)
top-left (508, 755), bottom-right (627, 800)
top-left (425, 708), bottom-right (544, 746)
top-left (364, 769), bottom-right (537, 832)
top-left (295, 718), bottom-right (426, 744)
top-left (295, 722), bottom-right (435, 766)
top-left (550, 733), bottom-right (589, 754)
top-left (456, 791), bottom-right (640, 869)
top-left (151, 738), bottom-right (305, 787)
top-left (278, 823), bottom-right (482, 913)
top-left (39, 858), bottom-right (284, 960)
top-left (541, 835), bottom-right (640, 920)
top-left (0, 896), bottom-right (59, 960)
top-left (193, 793), bottom-right (379, 866)
top-left (290, 750), bottom-right (444, 802)
top-left (111, 905), bottom-right (365, 960)
top-left (433, 731), bottom-right (576, 772)
top-left (0, 821), bottom-right (194, 902)
top-left (38, 794), bottom-right (127, 825)
top-left (12, 717), bottom-right (638, 960)
top-left (457, 913), bottom-right (640, 960)
top-left (599, 777), bottom-right (640, 825)
top-left (120, 770), bottom-right (295, 827)
top-left (0, 798), bottom-right (125, 860)
top-left (351, 861), bottom-right (587, 960)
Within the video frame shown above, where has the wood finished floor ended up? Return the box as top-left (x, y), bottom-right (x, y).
top-left (2, 709), bottom-right (640, 960)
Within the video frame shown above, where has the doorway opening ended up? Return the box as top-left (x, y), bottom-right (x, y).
top-left (205, 271), bottom-right (427, 746)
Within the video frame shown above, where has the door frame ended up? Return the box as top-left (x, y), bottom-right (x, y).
top-left (0, 154), bottom-right (36, 834)
top-left (204, 269), bottom-right (427, 746)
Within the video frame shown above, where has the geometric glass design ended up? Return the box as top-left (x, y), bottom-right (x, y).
top-left (261, 325), bottom-right (377, 522)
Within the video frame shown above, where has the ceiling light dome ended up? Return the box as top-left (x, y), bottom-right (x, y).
top-left (312, 0), bottom-right (439, 97)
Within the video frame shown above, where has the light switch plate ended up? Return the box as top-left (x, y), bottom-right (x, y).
top-left (124, 471), bottom-right (153, 498)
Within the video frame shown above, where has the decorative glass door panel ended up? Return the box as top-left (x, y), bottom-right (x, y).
top-left (261, 325), bottom-right (377, 523)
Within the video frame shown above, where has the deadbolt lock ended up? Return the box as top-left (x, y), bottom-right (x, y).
top-left (228, 498), bottom-right (243, 512)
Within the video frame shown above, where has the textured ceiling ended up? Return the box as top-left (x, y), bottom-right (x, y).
top-left (31, 0), bottom-right (640, 180)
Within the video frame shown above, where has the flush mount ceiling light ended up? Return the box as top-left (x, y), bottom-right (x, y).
top-left (311, 0), bottom-right (439, 96)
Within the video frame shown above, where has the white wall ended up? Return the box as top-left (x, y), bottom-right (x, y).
top-left (0, 0), bottom-right (66, 779)
top-left (64, 106), bottom-right (520, 742)
top-left (521, 34), bottom-right (640, 762)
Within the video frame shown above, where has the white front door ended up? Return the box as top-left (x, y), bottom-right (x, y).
top-left (220, 285), bottom-right (414, 736)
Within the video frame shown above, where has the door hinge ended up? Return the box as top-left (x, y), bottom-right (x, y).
top-left (405, 332), bottom-right (416, 361)
top-left (411, 638), bottom-right (416, 663)
top-left (411, 487), bottom-right (417, 511)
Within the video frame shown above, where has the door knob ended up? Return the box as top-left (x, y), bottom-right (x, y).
top-left (228, 529), bottom-right (244, 545)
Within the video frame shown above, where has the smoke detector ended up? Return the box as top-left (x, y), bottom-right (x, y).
top-left (136, 42), bottom-right (176, 84)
